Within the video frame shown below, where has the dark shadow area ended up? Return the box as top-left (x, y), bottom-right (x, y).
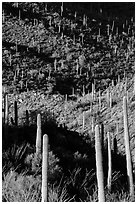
top-left (2, 41), bottom-right (54, 64)
top-left (2, 109), bottom-right (134, 201)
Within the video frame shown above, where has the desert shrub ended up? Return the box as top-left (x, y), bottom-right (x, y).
top-left (2, 142), bottom-right (30, 174)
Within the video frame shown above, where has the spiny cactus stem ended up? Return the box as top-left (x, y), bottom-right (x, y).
top-left (95, 124), bottom-right (105, 202)
top-left (42, 134), bottom-right (49, 202)
top-left (123, 96), bottom-right (134, 196)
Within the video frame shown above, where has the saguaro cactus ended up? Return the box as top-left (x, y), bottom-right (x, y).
top-left (107, 131), bottom-right (112, 191)
top-left (99, 89), bottom-right (101, 109)
top-left (14, 101), bottom-right (18, 126)
top-left (4, 93), bottom-right (9, 142)
top-left (42, 134), bottom-right (49, 202)
top-left (5, 93), bottom-right (9, 125)
top-left (100, 123), bottom-right (104, 153)
top-left (109, 92), bottom-right (112, 108)
top-left (82, 111), bottom-right (85, 130)
top-left (82, 85), bottom-right (85, 97)
top-left (123, 96), bottom-right (134, 196)
top-left (92, 83), bottom-right (95, 101)
top-left (26, 110), bottom-right (29, 126)
top-left (91, 116), bottom-right (94, 133)
top-left (36, 113), bottom-right (42, 155)
top-left (95, 125), bottom-right (105, 202)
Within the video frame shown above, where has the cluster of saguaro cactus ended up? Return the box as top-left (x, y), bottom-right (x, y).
top-left (94, 95), bottom-right (134, 201)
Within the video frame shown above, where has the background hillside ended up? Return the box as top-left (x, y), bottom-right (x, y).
top-left (2, 2), bottom-right (135, 202)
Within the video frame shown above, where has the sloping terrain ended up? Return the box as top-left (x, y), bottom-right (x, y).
top-left (2, 2), bottom-right (135, 202)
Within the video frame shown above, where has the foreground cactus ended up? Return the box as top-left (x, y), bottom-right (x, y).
top-left (95, 124), bottom-right (105, 202)
top-left (123, 96), bottom-right (134, 196)
top-left (107, 131), bottom-right (112, 191)
top-left (42, 134), bottom-right (49, 202)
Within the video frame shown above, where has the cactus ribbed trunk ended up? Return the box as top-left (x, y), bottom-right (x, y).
top-left (107, 131), bottom-right (112, 191)
top-left (36, 113), bottom-right (42, 155)
top-left (123, 96), bottom-right (134, 196)
top-left (42, 134), bottom-right (49, 202)
top-left (95, 125), bottom-right (105, 202)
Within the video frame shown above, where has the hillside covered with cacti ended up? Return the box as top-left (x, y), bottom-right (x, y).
top-left (2, 2), bottom-right (135, 202)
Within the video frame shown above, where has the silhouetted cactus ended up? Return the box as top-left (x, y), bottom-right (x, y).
top-left (42, 134), bottom-right (49, 202)
top-left (95, 124), bottom-right (105, 202)
top-left (123, 96), bottom-right (134, 196)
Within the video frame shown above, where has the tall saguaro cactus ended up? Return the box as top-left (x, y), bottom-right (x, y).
top-left (95, 125), bottom-right (105, 202)
top-left (123, 96), bottom-right (134, 196)
top-left (42, 134), bottom-right (49, 202)
top-left (36, 113), bottom-right (42, 155)
top-left (107, 131), bottom-right (112, 191)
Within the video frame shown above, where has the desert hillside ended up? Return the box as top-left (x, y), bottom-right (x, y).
top-left (2, 2), bottom-right (135, 202)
